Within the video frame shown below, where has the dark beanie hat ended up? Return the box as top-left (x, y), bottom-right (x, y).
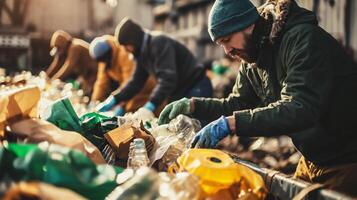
top-left (208, 0), bottom-right (260, 41)
top-left (115, 17), bottom-right (144, 53)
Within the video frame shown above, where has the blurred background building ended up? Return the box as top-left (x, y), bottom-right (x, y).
top-left (0, 0), bottom-right (356, 74)
top-left (0, 0), bottom-right (153, 74)
top-left (153, 0), bottom-right (356, 62)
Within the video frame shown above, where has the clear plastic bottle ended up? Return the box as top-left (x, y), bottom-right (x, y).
top-left (127, 138), bottom-right (149, 169)
top-left (126, 141), bottom-right (135, 168)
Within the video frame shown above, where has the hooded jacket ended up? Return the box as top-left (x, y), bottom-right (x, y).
top-left (91, 35), bottom-right (156, 112)
top-left (113, 31), bottom-right (205, 107)
top-left (46, 31), bottom-right (98, 96)
top-left (192, 0), bottom-right (357, 166)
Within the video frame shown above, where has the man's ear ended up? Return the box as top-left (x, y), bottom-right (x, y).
top-left (246, 23), bottom-right (256, 34)
top-left (124, 45), bottom-right (135, 53)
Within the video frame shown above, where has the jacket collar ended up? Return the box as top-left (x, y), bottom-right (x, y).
top-left (250, 0), bottom-right (292, 69)
top-left (258, 0), bottom-right (293, 45)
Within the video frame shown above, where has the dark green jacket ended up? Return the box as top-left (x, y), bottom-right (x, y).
top-left (193, 0), bottom-right (357, 166)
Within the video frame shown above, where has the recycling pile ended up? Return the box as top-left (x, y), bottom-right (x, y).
top-left (218, 136), bottom-right (301, 174)
top-left (1, 71), bottom-right (270, 200)
top-left (0, 71), bottom-right (93, 116)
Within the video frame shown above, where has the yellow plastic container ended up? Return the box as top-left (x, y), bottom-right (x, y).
top-left (170, 149), bottom-right (267, 199)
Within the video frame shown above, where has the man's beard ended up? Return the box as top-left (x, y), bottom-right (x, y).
top-left (228, 31), bottom-right (260, 63)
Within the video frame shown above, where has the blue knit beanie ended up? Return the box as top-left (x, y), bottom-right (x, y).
top-left (89, 37), bottom-right (111, 60)
top-left (208, 0), bottom-right (260, 41)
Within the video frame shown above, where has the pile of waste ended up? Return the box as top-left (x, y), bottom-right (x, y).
top-left (0, 71), bottom-right (268, 200)
top-left (0, 71), bottom-right (279, 199)
top-left (218, 136), bottom-right (301, 174)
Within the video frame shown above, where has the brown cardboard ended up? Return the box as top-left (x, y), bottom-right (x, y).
top-left (0, 86), bottom-right (41, 136)
top-left (104, 124), bottom-right (155, 160)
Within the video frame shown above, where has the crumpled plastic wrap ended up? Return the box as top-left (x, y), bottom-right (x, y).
top-left (148, 115), bottom-right (201, 171)
top-left (107, 167), bottom-right (200, 200)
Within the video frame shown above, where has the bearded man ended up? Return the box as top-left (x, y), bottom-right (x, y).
top-left (158, 0), bottom-right (357, 196)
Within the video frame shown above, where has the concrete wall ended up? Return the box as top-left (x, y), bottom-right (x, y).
top-left (112, 0), bottom-right (154, 29)
top-left (153, 1), bottom-right (222, 61)
top-left (298, 0), bottom-right (346, 44)
top-left (1, 0), bottom-right (154, 38)
top-left (26, 0), bottom-right (113, 38)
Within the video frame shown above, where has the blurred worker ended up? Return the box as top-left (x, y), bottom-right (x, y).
top-left (89, 35), bottom-right (156, 116)
top-left (96, 18), bottom-right (213, 117)
top-left (46, 30), bottom-right (97, 96)
top-left (158, 0), bottom-right (357, 195)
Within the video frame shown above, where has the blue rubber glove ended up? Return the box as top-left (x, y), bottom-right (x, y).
top-left (143, 102), bottom-right (156, 112)
top-left (191, 116), bottom-right (230, 148)
top-left (113, 106), bottom-right (125, 116)
top-left (96, 95), bottom-right (117, 112)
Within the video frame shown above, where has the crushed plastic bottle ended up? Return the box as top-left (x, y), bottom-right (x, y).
top-left (127, 138), bottom-right (150, 170)
top-left (168, 115), bottom-right (201, 148)
top-left (151, 124), bottom-right (172, 138)
top-left (152, 115), bottom-right (201, 148)
top-left (149, 115), bottom-right (201, 170)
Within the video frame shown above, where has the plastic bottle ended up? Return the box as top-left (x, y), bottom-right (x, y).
top-left (127, 138), bottom-right (149, 170)
top-left (126, 141), bottom-right (135, 168)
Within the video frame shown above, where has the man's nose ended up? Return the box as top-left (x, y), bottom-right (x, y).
top-left (222, 45), bottom-right (232, 55)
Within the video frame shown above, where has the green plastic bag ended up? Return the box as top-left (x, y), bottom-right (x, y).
top-left (44, 97), bottom-right (83, 133)
top-left (79, 112), bottom-right (118, 149)
top-left (44, 98), bottom-right (119, 151)
top-left (0, 143), bottom-right (123, 200)
top-left (80, 112), bottom-right (118, 137)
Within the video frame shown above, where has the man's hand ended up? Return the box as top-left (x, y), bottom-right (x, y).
top-left (191, 116), bottom-right (231, 148)
top-left (143, 102), bottom-right (156, 112)
top-left (113, 105), bottom-right (125, 116)
top-left (96, 95), bottom-right (117, 112)
top-left (158, 98), bottom-right (192, 125)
